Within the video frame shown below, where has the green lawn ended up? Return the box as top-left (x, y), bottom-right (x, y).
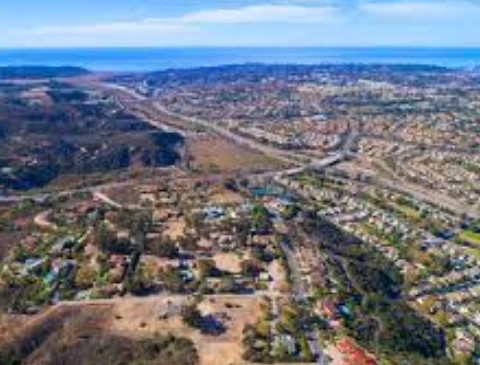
top-left (464, 162), bottom-right (480, 175)
top-left (391, 202), bottom-right (421, 220)
top-left (459, 230), bottom-right (480, 247)
top-left (465, 247), bottom-right (480, 260)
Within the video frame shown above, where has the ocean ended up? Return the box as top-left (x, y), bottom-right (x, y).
top-left (1, 47), bottom-right (480, 72)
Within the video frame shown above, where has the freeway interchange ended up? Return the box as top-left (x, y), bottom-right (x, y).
top-left (2, 80), bottom-right (479, 222)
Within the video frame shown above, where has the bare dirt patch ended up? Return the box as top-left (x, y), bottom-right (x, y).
top-left (210, 190), bottom-right (245, 205)
top-left (107, 295), bottom-right (262, 365)
top-left (164, 218), bottom-right (187, 240)
top-left (213, 253), bottom-right (243, 274)
top-left (188, 135), bottom-right (282, 173)
top-left (267, 260), bottom-right (289, 294)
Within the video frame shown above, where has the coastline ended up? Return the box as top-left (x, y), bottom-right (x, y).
top-left (1, 47), bottom-right (480, 72)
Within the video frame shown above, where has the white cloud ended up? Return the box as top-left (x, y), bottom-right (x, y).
top-left (11, 1), bottom-right (480, 47)
top-left (32, 3), bottom-right (342, 37)
top-left (37, 19), bottom-right (189, 36)
top-left (360, 0), bottom-right (480, 20)
top-left (181, 4), bottom-right (341, 24)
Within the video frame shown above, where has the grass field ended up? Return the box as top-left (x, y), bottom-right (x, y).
top-left (459, 230), bottom-right (480, 247)
top-left (391, 202), bottom-right (421, 220)
top-left (0, 295), bottom-right (264, 365)
top-left (188, 135), bottom-right (285, 173)
top-left (465, 247), bottom-right (480, 260)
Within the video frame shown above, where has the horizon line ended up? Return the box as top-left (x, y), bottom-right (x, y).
top-left (2, 45), bottom-right (480, 50)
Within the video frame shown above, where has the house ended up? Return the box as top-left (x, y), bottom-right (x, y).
top-left (51, 236), bottom-right (76, 254)
top-left (336, 338), bottom-right (377, 365)
top-left (140, 192), bottom-right (156, 205)
top-left (452, 329), bottom-right (476, 356)
top-left (422, 236), bottom-right (445, 250)
top-left (44, 271), bottom-right (58, 285)
top-left (337, 304), bottom-right (352, 317)
top-left (274, 334), bottom-right (297, 356)
top-left (44, 260), bottom-right (75, 286)
top-left (75, 290), bottom-right (92, 301)
top-left (258, 272), bottom-right (271, 283)
top-left (21, 258), bottom-right (47, 276)
top-left (204, 206), bottom-right (225, 220)
top-left (316, 300), bottom-right (339, 320)
top-left (180, 269), bottom-right (194, 282)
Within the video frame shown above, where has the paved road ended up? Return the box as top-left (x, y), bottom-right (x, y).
top-left (338, 161), bottom-right (480, 219)
top-left (278, 238), bottom-right (306, 299)
top-left (93, 191), bottom-right (123, 209)
top-left (362, 133), bottom-right (480, 156)
top-left (0, 166), bottom-right (308, 206)
top-left (0, 181), bottom-right (132, 205)
top-left (5, 80), bottom-right (473, 224)
top-left (278, 235), bottom-right (329, 364)
top-left (73, 80), bottom-right (478, 220)
top-left (151, 101), bottom-right (310, 165)
top-left (100, 82), bottom-right (345, 168)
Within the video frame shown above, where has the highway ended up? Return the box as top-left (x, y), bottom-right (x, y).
top-left (338, 161), bottom-right (480, 219)
top-left (101, 82), bottom-right (348, 168)
top-left (0, 82), bottom-right (354, 211)
top-left (4, 81), bottom-right (475, 365)
top-left (6, 80), bottom-right (475, 224)
top-left (0, 181), bottom-right (133, 205)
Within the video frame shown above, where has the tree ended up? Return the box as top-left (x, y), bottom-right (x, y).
top-left (94, 223), bottom-right (131, 254)
top-left (131, 212), bottom-right (152, 236)
top-left (11, 245), bottom-right (29, 262)
top-left (149, 238), bottom-right (179, 259)
top-left (197, 259), bottom-right (221, 278)
top-left (181, 303), bottom-right (203, 329)
top-left (281, 204), bottom-right (300, 220)
top-left (74, 265), bottom-right (96, 290)
top-left (252, 246), bottom-right (275, 263)
top-left (223, 178), bottom-right (238, 191)
top-left (125, 265), bottom-right (155, 295)
top-left (219, 276), bottom-right (238, 293)
top-left (251, 205), bottom-right (273, 234)
top-left (241, 259), bottom-right (262, 278)
top-left (0, 348), bottom-right (20, 365)
top-left (160, 267), bottom-right (185, 293)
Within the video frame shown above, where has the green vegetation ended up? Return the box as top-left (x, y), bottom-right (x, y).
top-left (251, 204), bottom-right (273, 234)
top-left (359, 222), bottom-right (403, 247)
top-left (181, 302), bottom-right (203, 329)
top-left (303, 213), bottom-right (450, 365)
top-left (0, 82), bottom-right (184, 190)
top-left (0, 331), bottom-right (198, 365)
top-left (160, 267), bottom-right (187, 293)
top-left (0, 66), bottom-right (89, 80)
top-left (463, 162), bottom-right (480, 175)
top-left (458, 230), bottom-right (480, 247)
top-left (146, 238), bottom-right (179, 259)
top-left (242, 300), bottom-right (315, 363)
top-left (9, 276), bottom-right (51, 312)
top-left (94, 224), bottom-right (132, 255)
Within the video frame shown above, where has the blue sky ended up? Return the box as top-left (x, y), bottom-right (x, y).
top-left (1, 0), bottom-right (479, 47)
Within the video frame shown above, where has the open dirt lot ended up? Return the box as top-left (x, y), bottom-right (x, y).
top-left (188, 135), bottom-right (283, 173)
top-left (1, 295), bottom-right (316, 365)
top-left (108, 295), bottom-right (262, 365)
top-left (213, 253), bottom-right (243, 274)
top-left (163, 218), bottom-right (187, 239)
top-left (210, 190), bottom-right (245, 205)
top-left (1, 295), bottom-right (263, 365)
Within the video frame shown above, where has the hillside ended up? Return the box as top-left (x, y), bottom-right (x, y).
top-left (0, 66), bottom-right (89, 80)
top-left (0, 81), bottom-right (184, 190)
